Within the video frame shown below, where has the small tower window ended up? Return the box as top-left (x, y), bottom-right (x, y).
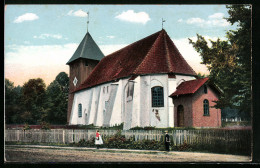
top-left (204, 84), bottom-right (207, 94)
top-left (85, 60), bottom-right (88, 66)
top-left (203, 99), bottom-right (209, 116)
top-left (151, 86), bottom-right (164, 107)
top-left (73, 77), bottom-right (78, 87)
top-left (78, 103), bottom-right (82, 118)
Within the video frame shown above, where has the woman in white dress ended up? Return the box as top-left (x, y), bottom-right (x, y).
top-left (95, 130), bottom-right (103, 149)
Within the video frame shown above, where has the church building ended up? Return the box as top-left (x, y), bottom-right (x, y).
top-left (66, 28), bottom-right (221, 129)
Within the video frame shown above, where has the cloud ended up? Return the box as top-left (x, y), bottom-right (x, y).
top-left (67, 9), bottom-right (88, 17)
top-left (186, 17), bottom-right (205, 24)
top-left (14, 13), bottom-right (39, 23)
top-left (33, 34), bottom-right (63, 39)
top-left (106, 36), bottom-right (115, 39)
top-left (115, 10), bottom-right (150, 24)
top-left (208, 13), bottom-right (224, 19)
top-left (177, 19), bottom-right (183, 22)
top-left (180, 13), bottom-right (230, 27)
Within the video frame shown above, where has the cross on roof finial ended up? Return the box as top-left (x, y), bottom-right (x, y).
top-left (162, 18), bottom-right (166, 29)
top-left (87, 12), bottom-right (90, 32)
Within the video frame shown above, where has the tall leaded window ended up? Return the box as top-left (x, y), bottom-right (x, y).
top-left (78, 103), bottom-right (82, 117)
top-left (152, 86), bottom-right (164, 107)
top-left (203, 99), bottom-right (209, 116)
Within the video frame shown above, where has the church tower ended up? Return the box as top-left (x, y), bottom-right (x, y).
top-left (66, 31), bottom-right (104, 124)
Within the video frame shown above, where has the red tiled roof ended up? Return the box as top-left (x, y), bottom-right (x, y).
top-left (74, 29), bottom-right (197, 92)
top-left (170, 78), bottom-right (209, 97)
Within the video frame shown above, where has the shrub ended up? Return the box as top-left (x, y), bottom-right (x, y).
top-left (40, 121), bottom-right (50, 130)
top-left (23, 123), bottom-right (31, 130)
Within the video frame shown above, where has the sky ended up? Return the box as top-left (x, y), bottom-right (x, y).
top-left (4, 5), bottom-right (237, 86)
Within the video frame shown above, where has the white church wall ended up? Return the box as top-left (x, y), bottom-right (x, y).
top-left (176, 75), bottom-right (196, 87)
top-left (103, 83), bottom-right (119, 126)
top-left (168, 78), bottom-right (176, 127)
top-left (89, 86), bottom-right (101, 125)
top-left (123, 81), bottom-right (134, 130)
top-left (69, 93), bottom-right (77, 125)
top-left (69, 74), bottom-right (197, 129)
top-left (69, 89), bottom-right (92, 125)
top-left (95, 85), bottom-right (105, 126)
top-left (150, 74), bottom-right (169, 128)
top-left (140, 75), bottom-right (151, 127)
top-left (110, 79), bottom-right (132, 127)
top-left (131, 76), bottom-right (141, 128)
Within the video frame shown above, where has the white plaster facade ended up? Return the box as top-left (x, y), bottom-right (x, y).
top-left (69, 74), bottom-right (196, 129)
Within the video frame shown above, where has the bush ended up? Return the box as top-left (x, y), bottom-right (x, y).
top-left (40, 121), bottom-right (50, 130)
top-left (74, 130), bottom-right (165, 151)
top-left (78, 124), bottom-right (98, 129)
top-left (23, 123), bottom-right (31, 130)
top-left (101, 123), bottom-right (124, 130)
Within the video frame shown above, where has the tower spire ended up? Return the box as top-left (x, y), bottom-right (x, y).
top-left (87, 12), bottom-right (89, 32)
top-left (162, 18), bottom-right (166, 29)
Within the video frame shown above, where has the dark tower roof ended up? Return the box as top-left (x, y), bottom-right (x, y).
top-left (66, 32), bottom-right (104, 64)
top-left (74, 29), bottom-right (197, 92)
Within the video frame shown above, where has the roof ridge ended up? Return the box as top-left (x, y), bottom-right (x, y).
top-left (133, 30), bottom-right (164, 74)
top-left (163, 31), bottom-right (174, 72)
top-left (79, 32), bottom-right (89, 58)
top-left (176, 77), bottom-right (208, 89)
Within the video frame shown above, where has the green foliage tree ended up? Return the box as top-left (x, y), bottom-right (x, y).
top-left (189, 5), bottom-right (251, 119)
top-left (21, 78), bottom-right (47, 124)
top-left (5, 79), bottom-right (23, 124)
top-left (197, 72), bottom-right (208, 79)
top-left (45, 72), bottom-right (69, 124)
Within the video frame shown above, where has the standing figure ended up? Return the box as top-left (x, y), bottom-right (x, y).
top-left (95, 130), bottom-right (103, 149)
top-left (164, 130), bottom-right (170, 152)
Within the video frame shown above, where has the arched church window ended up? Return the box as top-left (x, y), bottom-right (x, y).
top-left (203, 99), bottom-right (209, 116)
top-left (151, 86), bottom-right (164, 107)
top-left (78, 103), bottom-right (82, 118)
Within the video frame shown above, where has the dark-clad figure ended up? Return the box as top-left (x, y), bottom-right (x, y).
top-left (164, 130), bottom-right (170, 152)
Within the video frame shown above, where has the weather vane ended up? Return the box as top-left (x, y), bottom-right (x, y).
top-left (87, 12), bottom-right (90, 32)
top-left (162, 18), bottom-right (166, 29)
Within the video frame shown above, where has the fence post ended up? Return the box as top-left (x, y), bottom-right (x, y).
top-left (63, 129), bottom-right (65, 144)
top-left (17, 130), bottom-right (19, 141)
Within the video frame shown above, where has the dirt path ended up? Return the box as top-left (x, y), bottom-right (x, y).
top-left (5, 145), bottom-right (251, 163)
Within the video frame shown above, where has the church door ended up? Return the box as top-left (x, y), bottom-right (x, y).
top-left (177, 105), bottom-right (184, 127)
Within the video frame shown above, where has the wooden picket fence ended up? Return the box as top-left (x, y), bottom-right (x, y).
top-left (5, 129), bottom-right (251, 147)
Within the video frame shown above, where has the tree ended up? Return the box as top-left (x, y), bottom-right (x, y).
top-left (197, 72), bottom-right (208, 79)
top-left (45, 72), bottom-right (69, 124)
top-left (21, 78), bottom-right (47, 124)
top-left (189, 5), bottom-right (251, 119)
top-left (5, 79), bottom-right (23, 124)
